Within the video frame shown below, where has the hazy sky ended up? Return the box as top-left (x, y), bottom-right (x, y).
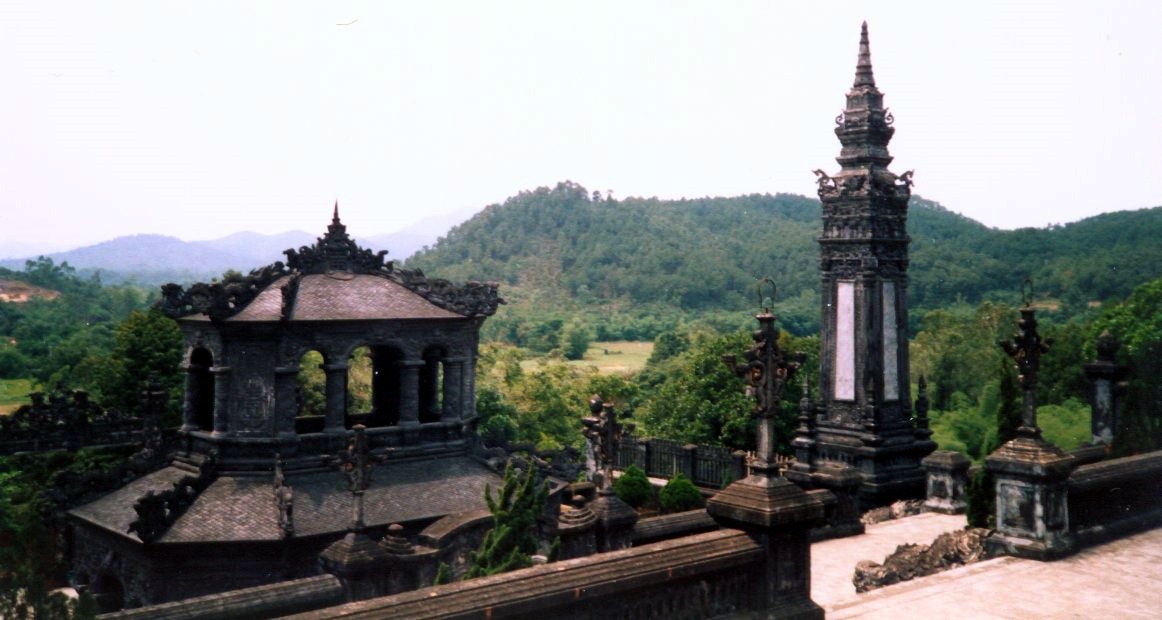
top-left (2, 1), bottom-right (1160, 253)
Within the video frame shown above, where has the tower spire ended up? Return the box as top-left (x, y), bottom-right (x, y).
top-left (332, 200), bottom-right (340, 223)
top-left (854, 21), bottom-right (875, 88)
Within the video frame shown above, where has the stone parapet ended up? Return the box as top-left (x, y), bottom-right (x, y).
top-left (283, 528), bottom-right (763, 619)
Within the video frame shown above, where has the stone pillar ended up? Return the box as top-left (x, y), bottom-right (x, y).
top-left (397, 360), bottom-right (424, 427)
top-left (590, 487), bottom-right (637, 552)
top-left (635, 438), bottom-right (651, 473)
top-left (680, 444), bottom-right (698, 481)
top-left (708, 474), bottom-right (825, 618)
top-left (180, 362), bottom-right (199, 432)
top-left (322, 362), bottom-right (349, 434)
top-left (210, 365), bottom-right (231, 436)
top-left (441, 358), bottom-right (466, 422)
top-left (984, 438), bottom-right (1074, 560)
top-left (462, 354), bottom-right (478, 421)
top-left (787, 380), bottom-right (817, 487)
top-left (711, 308), bottom-right (824, 618)
top-left (922, 450), bottom-right (971, 515)
top-left (1083, 331), bottom-right (1128, 446)
top-left (987, 302), bottom-right (1075, 560)
top-left (556, 498), bottom-right (598, 560)
top-left (274, 365), bottom-right (300, 439)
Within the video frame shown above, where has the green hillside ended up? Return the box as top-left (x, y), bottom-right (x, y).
top-left (405, 181), bottom-right (1162, 341)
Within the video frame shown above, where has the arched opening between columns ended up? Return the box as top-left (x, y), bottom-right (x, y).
top-left (295, 349), bottom-right (327, 434)
top-left (187, 348), bottom-right (214, 432)
top-left (419, 345), bottom-right (447, 424)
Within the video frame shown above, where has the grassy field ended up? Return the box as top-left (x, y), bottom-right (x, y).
top-left (521, 341), bottom-right (654, 376)
top-left (0, 378), bottom-right (34, 415)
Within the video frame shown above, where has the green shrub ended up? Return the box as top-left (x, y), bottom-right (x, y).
top-left (614, 464), bottom-right (653, 508)
top-left (659, 473), bottom-right (704, 513)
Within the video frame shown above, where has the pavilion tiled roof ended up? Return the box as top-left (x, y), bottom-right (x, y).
top-left (228, 274), bottom-right (464, 322)
top-left (69, 456), bottom-right (504, 544)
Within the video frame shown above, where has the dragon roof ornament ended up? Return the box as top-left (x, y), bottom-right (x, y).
top-left (157, 204), bottom-right (502, 321)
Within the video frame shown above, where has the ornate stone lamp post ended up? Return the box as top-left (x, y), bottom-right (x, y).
top-left (707, 278), bottom-right (825, 618)
top-left (985, 280), bottom-right (1075, 559)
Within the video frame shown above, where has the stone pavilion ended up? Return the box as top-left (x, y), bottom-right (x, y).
top-left (67, 207), bottom-right (506, 610)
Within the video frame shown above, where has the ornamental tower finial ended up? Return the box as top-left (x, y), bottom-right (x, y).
top-left (854, 21), bottom-right (875, 88)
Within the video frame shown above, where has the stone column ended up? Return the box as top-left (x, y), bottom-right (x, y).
top-left (180, 362), bottom-right (199, 432)
top-left (323, 362), bottom-right (349, 434)
top-left (440, 357), bottom-right (466, 422)
top-left (1083, 331), bottom-right (1128, 446)
top-left (986, 303), bottom-right (1075, 560)
top-left (397, 360), bottom-right (425, 426)
top-left (210, 365), bottom-right (231, 436)
top-left (274, 365), bottom-right (300, 439)
top-left (462, 354), bottom-right (478, 421)
top-left (711, 310), bottom-right (824, 618)
top-left (922, 450), bottom-right (971, 514)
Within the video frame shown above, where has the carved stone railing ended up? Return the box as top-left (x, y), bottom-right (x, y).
top-left (1068, 450), bottom-right (1162, 548)
top-left (282, 528), bottom-right (763, 620)
top-left (97, 575), bottom-right (344, 620)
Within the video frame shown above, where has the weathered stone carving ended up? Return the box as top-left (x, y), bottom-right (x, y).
top-left (158, 262), bottom-right (289, 321)
top-left (273, 453), bottom-right (294, 539)
top-left (126, 456), bottom-right (216, 543)
top-left (581, 396), bottom-right (634, 491)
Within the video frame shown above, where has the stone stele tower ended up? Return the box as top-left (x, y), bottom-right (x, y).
top-left (808, 23), bottom-right (935, 505)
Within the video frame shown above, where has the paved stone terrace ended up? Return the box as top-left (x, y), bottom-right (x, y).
top-left (813, 513), bottom-right (1162, 618)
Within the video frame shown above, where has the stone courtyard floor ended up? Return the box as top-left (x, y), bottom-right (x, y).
top-left (813, 513), bottom-right (1162, 618)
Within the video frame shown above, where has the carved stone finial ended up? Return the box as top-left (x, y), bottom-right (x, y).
top-left (722, 290), bottom-right (805, 473)
top-left (999, 297), bottom-right (1051, 437)
top-left (323, 424), bottom-right (390, 532)
top-left (1095, 330), bottom-right (1119, 362)
top-left (854, 21), bottom-right (876, 88)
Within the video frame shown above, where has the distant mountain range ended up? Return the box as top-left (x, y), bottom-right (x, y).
top-left (0, 209), bottom-right (474, 286)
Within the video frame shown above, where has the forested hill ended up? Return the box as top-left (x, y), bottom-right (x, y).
top-left (405, 181), bottom-right (1162, 337)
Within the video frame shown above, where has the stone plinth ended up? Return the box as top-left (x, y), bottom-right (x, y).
top-left (378, 523), bottom-right (439, 595)
top-left (984, 435), bottom-right (1076, 560)
top-left (809, 465), bottom-right (866, 539)
top-left (923, 450), bottom-right (972, 515)
top-left (319, 531), bottom-right (387, 602)
top-left (708, 474), bottom-right (826, 619)
top-left (556, 500), bottom-right (598, 559)
top-left (590, 488), bottom-right (637, 552)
